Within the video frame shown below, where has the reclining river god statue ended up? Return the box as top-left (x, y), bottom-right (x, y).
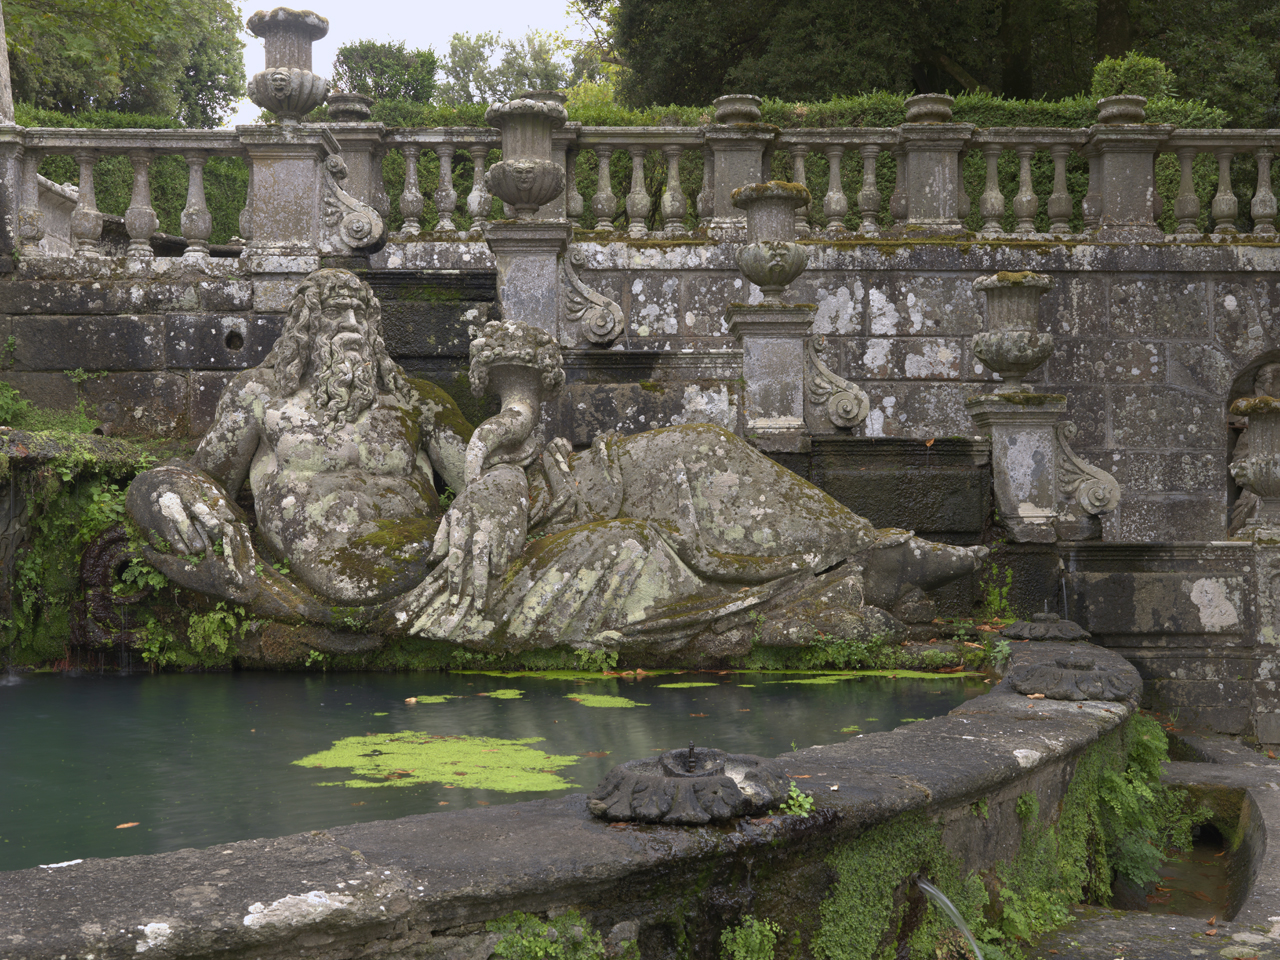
top-left (126, 268), bottom-right (986, 656)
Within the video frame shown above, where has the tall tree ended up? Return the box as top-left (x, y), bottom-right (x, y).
top-left (608, 0), bottom-right (1280, 125)
top-left (331, 40), bottom-right (437, 103)
top-left (5, 0), bottom-right (244, 126)
top-left (435, 30), bottom-right (603, 105)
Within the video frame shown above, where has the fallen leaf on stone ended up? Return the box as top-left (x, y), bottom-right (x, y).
top-left (792, 775), bottom-right (811, 779)
top-left (963, 641), bottom-right (984, 649)
top-left (1027, 693), bottom-right (1046, 699)
top-left (690, 713), bottom-right (708, 717)
top-left (1269, 751), bottom-right (1277, 759)
top-left (1204, 929), bottom-right (1217, 936)
top-left (829, 784), bottom-right (839, 791)
top-left (739, 708), bottom-right (751, 712)
top-left (115, 822), bottom-right (139, 829)
top-left (404, 697), bottom-right (417, 704)
top-left (1207, 916), bottom-right (1216, 925)
top-left (437, 801), bottom-right (449, 805)
top-left (476, 801), bottom-right (489, 806)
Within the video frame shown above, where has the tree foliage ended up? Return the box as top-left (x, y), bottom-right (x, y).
top-left (605, 0), bottom-right (1280, 126)
top-left (6, 0), bottom-right (245, 127)
top-left (435, 30), bottom-right (605, 105)
top-left (331, 39), bottom-right (437, 103)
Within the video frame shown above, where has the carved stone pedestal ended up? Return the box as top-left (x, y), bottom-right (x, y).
top-left (728, 303), bottom-right (814, 452)
top-left (967, 393), bottom-right (1120, 542)
top-left (484, 220), bottom-right (574, 340)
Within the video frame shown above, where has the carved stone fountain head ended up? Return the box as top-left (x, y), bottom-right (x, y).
top-left (971, 271), bottom-right (1054, 393)
top-left (731, 181), bottom-right (812, 302)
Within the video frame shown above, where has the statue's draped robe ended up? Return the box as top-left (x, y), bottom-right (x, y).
top-left (395, 424), bottom-right (878, 651)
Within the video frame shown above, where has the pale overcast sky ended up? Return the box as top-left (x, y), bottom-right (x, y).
top-left (225, 0), bottom-right (585, 125)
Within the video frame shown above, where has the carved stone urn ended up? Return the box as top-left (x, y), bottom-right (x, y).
top-left (326, 92), bottom-right (374, 122)
top-left (245, 8), bottom-right (330, 123)
top-left (484, 97), bottom-right (568, 219)
top-left (1230, 395), bottom-right (1280, 529)
top-left (713, 94), bottom-right (762, 124)
top-left (971, 271), bottom-right (1054, 392)
top-left (1096, 94), bottom-right (1147, 125)
top-left (731, 181), bottom-right (811, 301)
top-left (904, 93), bottom-right (954, 123)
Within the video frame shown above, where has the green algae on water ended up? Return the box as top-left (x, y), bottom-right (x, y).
top-left (656, 682), bottom-right (719, 689)
top-left (564, 693), bottom-right (649, 708)
top-left (294, 733), bottom-right (581, 791)
top-left (411, 695), bottom-right (459, 704)
top-left (481, 689), bottom-right (525, 699)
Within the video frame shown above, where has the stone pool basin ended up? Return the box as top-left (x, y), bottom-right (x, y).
top-left (1, 642), bottom-right (1273, 960)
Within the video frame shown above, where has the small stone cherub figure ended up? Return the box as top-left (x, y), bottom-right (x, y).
top-left (127, 268), bottom-right (986, 656)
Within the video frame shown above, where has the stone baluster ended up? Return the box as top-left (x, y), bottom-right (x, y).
top-left (888, 145), bottom-right (907, 223)
top-left (1254, 147), bottom-right (1277, 235)
top-left (125, 150), bottom-right (159, 259)
top-left (1012, 144), bottom-right (1038, 234)
top-left (70, 150), bottom-right (103, 256)
top-left (1174, 146), bottom-right (1200, 235)
top-left (789, 144), bottom-right (810, 237)
top-left (956, 150), bottom-right (971, 221)
top-left (434, 144), bottom-right (458, 232)
top-left (660, 145), bottom-right (687, 234)
top-left (466, 144), bottom-right (491, 236)
top-left (857, 144), bottom-right (881, 235)
top-left (1047, 144), bottom-right (1073, 233)
top-left (565, 147), bottom-right (584, 222)
top-left (370, 144), bottom-right (391, 220)
top-left (979, 143), bottom-right (1005, 233)
top-left (592, 145), bottom-right (617, 231)
top-left (17, 149), bottom-right (44, 254)
top-left (1212, 147), bottom-right (1238, 233)
top-left (823, 145), bottom-right (847, 235)
top-left (626, 145), bottom-right (651, 237)
top-left (399, 144), bottom-right (423, 237)
top-left (696, 147), bottom-right (713, 228)
top-left (1081, 147), bottom-right (1101, 231)
top-left (180, 152), bottom-right (213, 257)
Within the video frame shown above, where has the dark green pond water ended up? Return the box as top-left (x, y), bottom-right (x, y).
top-left (0, 669), bottom-right (986, 872)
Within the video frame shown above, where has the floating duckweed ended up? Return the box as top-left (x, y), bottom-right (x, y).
top-left (482, 689), bottom-right (525, 699)
top-left (294, 733), bottom-right (580, 791)
top-left (411, 695), bottom-right (460, 704)
top-left (564, 693), bottom-right (649, 708)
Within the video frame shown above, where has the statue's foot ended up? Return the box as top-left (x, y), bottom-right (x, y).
top-left (861, 530), bottom-right (987, 609)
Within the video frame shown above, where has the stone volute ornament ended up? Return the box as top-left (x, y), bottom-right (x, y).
top-left (319, 154), bottom-right (386, 254)
top-left (245, 8), bottom-right (330, 124)
top-left (588, 745), bottom-right (791, 825)
top-left (484, 97), bottom-right (568, 219)
top-left (971, 271), bottom-right (1055, 392)
top-left (805, 336), bottom-right (870, 431)
top-left (1229, 395), bottom-right (1280, 534)
top-left (732, 181), bottom-right (812, 302)
top-left (563, 248), bottom-right (625, 346)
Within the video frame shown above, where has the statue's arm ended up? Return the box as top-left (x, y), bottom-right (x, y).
top-left (408, 377), bottom-right (473, 494)
top-left (126, 370), bottom-right (266, 555)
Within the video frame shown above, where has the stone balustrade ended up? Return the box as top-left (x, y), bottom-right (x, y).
top-left (5, 128), bottom-right (245, 260)
top-left (6, 102), bottom-right (1280, 259)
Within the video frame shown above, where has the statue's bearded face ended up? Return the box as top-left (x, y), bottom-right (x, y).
top-left (310, 285), bottom-right (378, 426)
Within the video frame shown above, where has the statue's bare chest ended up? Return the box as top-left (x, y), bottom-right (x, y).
top-left (262, 394), bottom-right (422, 477)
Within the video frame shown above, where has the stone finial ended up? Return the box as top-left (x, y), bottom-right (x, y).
top-left (245, 7), bottom-right (330, 123)
top-left (712, 94), bottom-right (762, 124)
top-left (731, 181), bottom-right (811, 302)
top-left (484, 97), bottom-right (568, 219)
top-left (904, 93), bottom-right (954, 123)
top-left (1095, 94), bottom-right (1146, 125)
top-left (971, 271), bottom-right (1054, 393)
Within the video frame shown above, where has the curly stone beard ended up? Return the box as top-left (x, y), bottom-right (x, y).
top-left (311, 334), bottom-right (378, 426)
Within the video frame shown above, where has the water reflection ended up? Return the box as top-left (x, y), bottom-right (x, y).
top-left (0, 670), bottom-right (985, 871)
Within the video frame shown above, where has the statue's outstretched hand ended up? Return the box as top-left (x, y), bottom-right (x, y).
top-left (126, 462), bottom-right (254, 585)
top-left (430, 463), bottom-right (529, 610)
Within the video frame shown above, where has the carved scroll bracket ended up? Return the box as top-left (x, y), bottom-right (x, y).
top-left (804, 335), bottom-right (869, 432)
top-left (563, 248), bottom-right (625, 346)
top-left (320, 153), bottom-right (386, 255)
top-left (1056, 421), bottom-right (1121, 516)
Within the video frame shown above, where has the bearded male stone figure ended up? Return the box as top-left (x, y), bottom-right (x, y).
top-left (127, 268), bottom-right (985, 657)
